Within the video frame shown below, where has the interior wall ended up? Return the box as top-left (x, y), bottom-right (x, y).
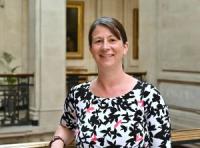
top-left (157, 0), bottom-right (200, 129)
top-left (0, 0), bottom-right (28, 73)
top-left (158, 0), bottom-right (200, 73)
top-left (140, 0), bottom-right (200, 129)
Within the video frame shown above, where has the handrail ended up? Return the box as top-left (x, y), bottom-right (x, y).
top-left (66, 71), bottom-right (146, 76)
top-left (0, 141), bottom-right (49, 148)
top-left (0, 73), bottom-right (34, 77)
top-left (172, 128), bottom-right (200, 145)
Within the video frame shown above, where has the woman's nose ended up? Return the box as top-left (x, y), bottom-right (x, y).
top-left (102, 40), bottom-right (110, 50)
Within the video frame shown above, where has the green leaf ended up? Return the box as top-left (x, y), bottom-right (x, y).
top-left (2, 52), bottom-right (14, 64)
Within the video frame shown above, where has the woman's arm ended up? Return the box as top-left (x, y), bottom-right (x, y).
top-left (144, 84), bottom-right (171, 147)
top-left (50, 87), bottom-right (77, 147)
top-left (50, 125), bottom-right (74, 148)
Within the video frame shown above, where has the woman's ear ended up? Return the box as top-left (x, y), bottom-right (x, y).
top-left (123, 42), bottom-right (128, 55)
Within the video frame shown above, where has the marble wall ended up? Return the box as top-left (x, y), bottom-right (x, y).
top-left (0, 0), bottom-right (28, 73)
top-left (140, 0), bottom-right (200, 129)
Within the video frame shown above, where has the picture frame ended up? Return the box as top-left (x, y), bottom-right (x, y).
top-left (132, 8), bottom-right (139, 60)
top-left (66, 1), bottom-right (84, 59)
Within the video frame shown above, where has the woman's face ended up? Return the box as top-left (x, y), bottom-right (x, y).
top-left (90, 25), bottom-right (128, 69)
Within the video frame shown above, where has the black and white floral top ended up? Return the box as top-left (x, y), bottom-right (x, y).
top-left (60, 80), bottom-right (171, 148)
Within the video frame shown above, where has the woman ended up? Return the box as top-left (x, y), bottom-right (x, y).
top-left (50, 17), bottom-right (171, 147)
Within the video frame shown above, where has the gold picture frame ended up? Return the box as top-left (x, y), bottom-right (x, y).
top-left (66, 1), bottom-right (84, 59)
top-left (132, 8), bottom-right (139, 60)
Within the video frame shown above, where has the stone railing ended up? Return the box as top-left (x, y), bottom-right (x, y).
top-left (0, 141), bottom-right (76, 148)
top-left (0, 141), bottom-right (49, 148)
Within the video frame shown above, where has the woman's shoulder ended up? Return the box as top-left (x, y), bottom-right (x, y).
top-left (67, 82), bottom-right (91, 101)
top-left (69, 81), bottom-right (91, 92)
top-left (135, 80), bottom-right (161, 96)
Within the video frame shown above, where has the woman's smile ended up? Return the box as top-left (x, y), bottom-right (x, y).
top-left (99, 53), bottom-right (114, 58)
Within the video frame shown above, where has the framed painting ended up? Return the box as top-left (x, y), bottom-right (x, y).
top-left (66, 1), bottom-right (84, 59)
top-left (132, 8), bottom-right (139, 60)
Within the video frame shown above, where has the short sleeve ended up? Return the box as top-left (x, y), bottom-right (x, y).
top-left (143, 84), bottom-right (171, 147)
top-left (60, 88), bottom-right (77, 130)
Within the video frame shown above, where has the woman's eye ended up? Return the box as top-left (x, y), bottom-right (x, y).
top-left (109, 38), bottom-right (117, 42)
top-left (94, 40), bottom-right (102, 43)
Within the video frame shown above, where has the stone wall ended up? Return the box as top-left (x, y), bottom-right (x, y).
top-left (140, 0), bottom-right (200, 129)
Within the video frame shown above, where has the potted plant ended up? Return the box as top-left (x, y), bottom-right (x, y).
top-left (0, 51), bottom-right (20, 84)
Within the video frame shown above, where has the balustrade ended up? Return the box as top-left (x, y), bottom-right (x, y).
top-left (0, 74), bottom-right (34, 126)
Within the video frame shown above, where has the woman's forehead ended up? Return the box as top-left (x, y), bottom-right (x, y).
top-left (92, 25), bottom-right (112, 34)
top-left (92, 25), bottom-right (119, 38)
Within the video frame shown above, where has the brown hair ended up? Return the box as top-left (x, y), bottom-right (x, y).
top-left (88, 17), bottom-right (128, 47)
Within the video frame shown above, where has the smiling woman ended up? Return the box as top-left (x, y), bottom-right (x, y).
top-left (50, 17), bottom-right (171, 148)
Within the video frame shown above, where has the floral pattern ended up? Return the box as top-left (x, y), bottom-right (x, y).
top-left (60, 80), bottom-right (171, 147)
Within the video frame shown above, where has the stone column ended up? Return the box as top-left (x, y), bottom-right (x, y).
top-left (139, 0), bottom-right (158, 85)
top-left (28, 0), bottom-right (66, 130)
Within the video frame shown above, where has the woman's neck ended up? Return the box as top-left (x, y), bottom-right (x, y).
top-left (97, 65), bottom-right (125, 85)
top-left (95, 66), bottom-right (133, 92)
top-left (91, 70), bottom-right (135, 98)
top-left (98, 71), bottom-right (125, 87)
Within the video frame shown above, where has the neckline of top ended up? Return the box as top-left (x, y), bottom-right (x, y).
top-left (87, 80), bottom-right (141, 100)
